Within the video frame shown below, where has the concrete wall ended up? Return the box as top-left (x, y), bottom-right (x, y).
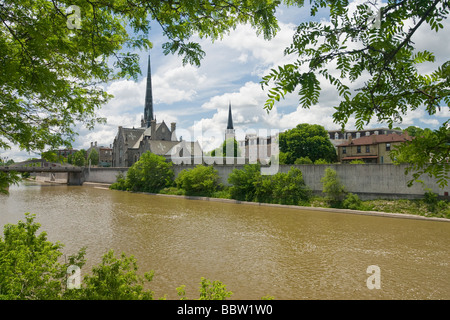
top-left (83, 167), bottom-right (128, 184)
top-left (282, 164), bottom-right (446, 199)
top-left (83, 163), bottom-right (448, 199)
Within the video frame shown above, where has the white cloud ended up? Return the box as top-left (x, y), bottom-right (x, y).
top-left (153, 64), bottom-right (207, 104)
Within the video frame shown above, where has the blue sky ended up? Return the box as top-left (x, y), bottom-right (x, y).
top-left (4, 0), bottom-right (450, 160)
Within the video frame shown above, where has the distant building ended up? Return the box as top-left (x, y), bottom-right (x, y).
top-left (337, 132), bottom-right (412, 164)
top-left (328, 127), bottom-right (403, 149)
top-left (55, 148), bottom-right (78, 158)
top-left (87, 141), bottom-right (113, 167)
top-left (112, 55), bottom-right (202, 167)
top-left (238, 134), bottom-right (277, 164)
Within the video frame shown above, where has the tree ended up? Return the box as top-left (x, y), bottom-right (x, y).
top-left (211, 138), bottom-right (241, 158)
top-left (228, 164), bottom-right (311, 204)
top-left (228, 163), bottom-right (261, 201)
top-left (294, 156), bottom-right (313, 164)
top-left (71, 149), bottom-right (86, 167)
top-left (265, 167), bottom-right (312, 205)
top-left (122, 151), bottom-right (174, 193)
top-left (0, 213), bottom-right (86, 300)
top-left (321, 168), bottom-right (347, 206)
top-left (77, 250), bottom-right (155, 300)
top-left (88, 148), bottom-right (99, 166)
top-left (279, 123), bottom-right (337, 164)
top-left (175, 165), bottom-right (221, 196)
top-left (261, 0), bottom-right (450, 187)
top-left (403, 125), bottom-right (433, 137)
top-left (391, 122), bottom-right (450, 188)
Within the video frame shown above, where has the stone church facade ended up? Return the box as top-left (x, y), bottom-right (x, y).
top-left (112, 55), bottom-right (202, 167)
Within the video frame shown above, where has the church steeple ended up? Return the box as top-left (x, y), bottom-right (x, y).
top-left (225, 102), bottom-right (235, 141)
top-left (144, 55), bottom-right (154, 128)
top-left (227, 102), bottom-right (234, 130)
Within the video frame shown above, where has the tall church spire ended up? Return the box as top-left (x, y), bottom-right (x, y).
top-left (227, 102), bottom-right (234, 130)
top-left (144, 55), bottom-right (154, 128)
top-left (225, 102), bottom-right (235, 141)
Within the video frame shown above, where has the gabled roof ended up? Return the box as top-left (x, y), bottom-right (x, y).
top-left (120, 127), bottom-right (145, 146)
top-left (337, 133), bottom-right (412, 147)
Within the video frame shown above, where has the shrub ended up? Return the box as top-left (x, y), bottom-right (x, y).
top-left (110, 172), bottom-right (128, 191)
top-left (229, 165), bottom-right (312, 205)
top-left (79, 250), bottom-right (155, 300)
top-left (269, 167), bottom-right (312, 205)
top-left (423, 191), bottom-right (438, 205)
top-left (349, 159), bottom-right (365, 164)
top-left (294, 156), bottom-right (313, 164)
top-left (314, 158), bottom-right (329, 164)
top-left (175, 165), bottom-right (221, 196)
top-left (321, 168), bottom-right (347, 206)
top-left (342, 193), bottom-right (363, 210)
top-left (0, 213), bottom-right (86, 300)
top-left (119, 151), bottom-right (174, 193)
top-left (228, 163), bottom-right (261, 201)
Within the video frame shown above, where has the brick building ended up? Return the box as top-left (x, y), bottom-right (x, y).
top-left (337, 132), bottom-right (412, 164)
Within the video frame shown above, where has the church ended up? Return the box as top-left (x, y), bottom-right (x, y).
top-left (112, 55), bottom-right (202, 167)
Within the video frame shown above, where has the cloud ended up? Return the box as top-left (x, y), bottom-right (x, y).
top-left (153, 64), bottom-right (207, 104)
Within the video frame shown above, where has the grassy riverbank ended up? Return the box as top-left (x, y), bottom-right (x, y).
top-left (157, 186), bottom-right (450, 220)
top-left (109, 156), bottom-right (449, 220)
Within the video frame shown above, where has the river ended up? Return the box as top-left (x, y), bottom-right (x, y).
top-left (0, 181), bottom-right (449, 300)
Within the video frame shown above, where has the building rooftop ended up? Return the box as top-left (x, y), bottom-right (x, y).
top-left (337, 133), bottom-right (412, 147)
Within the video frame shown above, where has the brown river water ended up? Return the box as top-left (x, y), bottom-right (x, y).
top-left (0, 181), bottom-right (449, 300)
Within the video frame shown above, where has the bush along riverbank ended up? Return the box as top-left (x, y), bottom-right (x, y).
top-left (110, 152), bottom-right (450, 220)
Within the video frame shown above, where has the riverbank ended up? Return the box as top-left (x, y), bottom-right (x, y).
top-left (97, 183), bottom-right (450, 222)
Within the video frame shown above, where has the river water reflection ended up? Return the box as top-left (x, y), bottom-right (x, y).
top-left (0, 182), bottom-right (449, 299)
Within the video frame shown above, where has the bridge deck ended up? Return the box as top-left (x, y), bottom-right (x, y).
top-left (0, 166), bottom-right (83, 173)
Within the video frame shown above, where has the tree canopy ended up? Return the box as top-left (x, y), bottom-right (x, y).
top-left (0, 0), bottom-right (280, 154)
top-left (261, 0), bottom-right (450, 186)
top-left (279, 123), bottom-right (337, 164)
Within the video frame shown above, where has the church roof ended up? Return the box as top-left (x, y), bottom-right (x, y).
top-left (146, 140), bottom-right (180, 155)
top-left (120, 127), bottom-right (145, 146)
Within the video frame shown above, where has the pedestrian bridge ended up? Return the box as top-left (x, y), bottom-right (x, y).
top-left (0, 159), bottom-right (84, 185)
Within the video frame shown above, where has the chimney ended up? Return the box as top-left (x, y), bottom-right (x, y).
top-left (90, 142), bottom-right (93, 148)
top-left (348, 134), bottom-right (352, 144)
top-left (150, 119), bottom-right (156, 140)
top-left (95, 141), bottom-right (97, 147)
top-left (171, 122), bottom-right (176, 133)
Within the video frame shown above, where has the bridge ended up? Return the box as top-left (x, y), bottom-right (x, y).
top-left (0, 159), bottom-right (84, 185)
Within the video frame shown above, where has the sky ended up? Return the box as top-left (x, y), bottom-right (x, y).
top-left (4, 0), bottom-right (450, 161)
